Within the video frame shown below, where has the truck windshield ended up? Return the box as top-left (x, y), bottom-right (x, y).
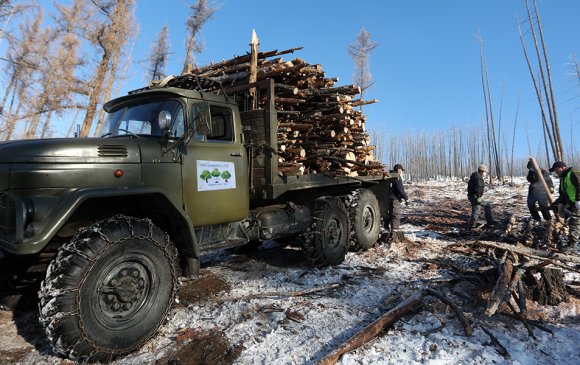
top-left (101, 100), bottom-right (184, 138)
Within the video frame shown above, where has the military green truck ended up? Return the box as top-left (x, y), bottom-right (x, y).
top-left (0, 75), bottom-right (395, 362)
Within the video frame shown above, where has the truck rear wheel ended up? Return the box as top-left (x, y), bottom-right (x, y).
top-left (38, 215), bottom-right (179, 363)
top-left (347, 189), bottom-right (381, 251)
top-left (302, 196), bottom-right (350, 267)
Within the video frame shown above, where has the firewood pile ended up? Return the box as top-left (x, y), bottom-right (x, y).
top-left (456, 217), bottom-right (577, 319)
top-left (183, 47), bottom-right (384, 177)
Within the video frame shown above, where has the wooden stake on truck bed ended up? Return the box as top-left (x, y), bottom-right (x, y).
top-left (249, 29), bottom-right (259, 110)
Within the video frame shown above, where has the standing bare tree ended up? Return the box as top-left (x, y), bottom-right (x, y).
top-left (148, 24), bottom-right (170, 81)
top-left (478, 35), bottom-right (502, 181)
top-left (1, 9), bottom-right (44, 139)
top-left (348, 28), bottom-right (378, 112)
top-left (93, 3), bottom-right (138, 137)
top-left (182, 0), bottom-right (218, 74)
top-left (518, 0), bottom-right (563, 162)
top-left (23, 0), bottom-right (89, 139)
top-left (79, 0), bottom-right (136, 138)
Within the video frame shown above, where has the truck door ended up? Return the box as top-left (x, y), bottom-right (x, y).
top-left (181, 102), bottom-right (249, 227)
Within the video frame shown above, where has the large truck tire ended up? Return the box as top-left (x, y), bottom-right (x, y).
top-left (302, 196), bottom-right (350, 267)
top-left (347, 188), bottom-right (381, 251)
top-left (38, 215), bottom-right (179, 363)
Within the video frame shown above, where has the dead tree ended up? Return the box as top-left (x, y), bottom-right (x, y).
top-left (148, 24), bottom-right (170, 82)
top-left (79, 0), bottom-right (135, 138)
top-left (347, 28), bottom-right (378, 113)
top-left (182, 0), bottom-right (218, 74)
top-left (518, 0), bottom-right (563, 162)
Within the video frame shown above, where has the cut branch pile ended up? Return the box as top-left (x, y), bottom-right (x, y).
top-left (184, 47), bottom-right (383, 176)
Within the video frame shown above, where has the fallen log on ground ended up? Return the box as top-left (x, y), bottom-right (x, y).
top-left (316, 291), bottom-right (424, 365)
top-left (317, 287), bottom-right (476, 365)
top-left (474, 240), bottom-right (580, 267)
top-left (486, 252), bottom-right (514, 316)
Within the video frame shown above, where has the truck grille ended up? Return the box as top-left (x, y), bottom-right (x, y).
top-left (0, 193), bottom-right (16, 238)
top-left (98, 144), bottom-right (129, 157)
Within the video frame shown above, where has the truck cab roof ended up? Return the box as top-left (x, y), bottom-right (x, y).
top-left (104, 86), bottom-right (235, 112)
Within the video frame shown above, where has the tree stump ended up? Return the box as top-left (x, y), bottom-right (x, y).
top-left (523, 268), bottom-right (569, 305)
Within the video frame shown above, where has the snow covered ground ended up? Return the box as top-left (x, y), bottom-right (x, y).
top-left (1, 177), bottom-right (579, 365)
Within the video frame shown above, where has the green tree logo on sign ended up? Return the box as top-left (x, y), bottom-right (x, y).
top-left (221, 170), bottom-right (231, 182)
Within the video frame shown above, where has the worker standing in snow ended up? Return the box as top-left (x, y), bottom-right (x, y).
top-left (467, 164), bottom-right (496, 229)
top-left (526, 160), bottom-right (554, 224)
top-left (549, 161), bottom-right (580, 253)
top-left (388, 164), bottom-right (408, 242)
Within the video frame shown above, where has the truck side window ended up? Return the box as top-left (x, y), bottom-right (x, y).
top-left (193, 104), bottom-right (234, 142)
top-left (208, 106), bottom-right (233, 142)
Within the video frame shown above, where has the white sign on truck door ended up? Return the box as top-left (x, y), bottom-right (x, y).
top-left (196, 160), bottom-right (237, 191)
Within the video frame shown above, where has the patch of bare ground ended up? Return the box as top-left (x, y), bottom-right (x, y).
top-left (155, 329), bottom-right (242, 365)
top-left (178, 271), bottom-right (231, 306)
top-left (0, 348), bottom-right (29, 363)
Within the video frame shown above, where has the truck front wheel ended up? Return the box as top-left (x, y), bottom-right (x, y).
top-left (302, 196), bottom-right (350, 267)
top-left (38, 215), bottom-right (179, 363)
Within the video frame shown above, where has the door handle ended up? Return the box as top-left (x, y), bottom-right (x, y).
top-left (230, 152), bottom-right (242, 157)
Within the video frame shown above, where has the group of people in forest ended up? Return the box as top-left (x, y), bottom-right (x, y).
top-left (388, 160), bottom-right (580, 253)
top-left (467, 160), bottom-right (579, 253)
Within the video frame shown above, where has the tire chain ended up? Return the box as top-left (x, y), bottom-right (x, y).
top-left (301, 196), bottom-right (348, 267)
top-left (345, 189), bottom-right (364, 251)
top-left (39, 214), bottom-right (179, 362)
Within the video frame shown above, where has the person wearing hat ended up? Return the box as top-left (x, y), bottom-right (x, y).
top-left (526, 160), bottom-right (554, 225)
top-left (467, 164), bottom-right (496, 229)
top-left (549, 161), bottom-right (580, 253)
top-left (388, 163), bottom-right (408, 242)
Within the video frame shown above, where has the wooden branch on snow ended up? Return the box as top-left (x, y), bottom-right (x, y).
top-left (316, 292), bottom-right (424, 365)
top-left (486, 252), bottom-right (514, 317)
top-left (216, 283), bottom-right (342, 302)
top-left (507, 301), bottom-right (535, 338)
top-left (424, 288), bottom-right (473, 336)
top-left (475, 240), bottom-right (580, 267)
top-left (479, 324), bottom-right (512, 360)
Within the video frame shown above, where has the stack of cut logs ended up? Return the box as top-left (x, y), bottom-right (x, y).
top-left (185, 47), bottom-right (384, 177)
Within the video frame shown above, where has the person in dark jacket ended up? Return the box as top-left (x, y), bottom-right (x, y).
top-left (526, 160), bottom-right (554, 223)
top-left (550, 161), bottom-right (580, 253)
top-left (467, 164), bottom-right (496, 228)
top-left (388, 164), bottom-right (408, 241)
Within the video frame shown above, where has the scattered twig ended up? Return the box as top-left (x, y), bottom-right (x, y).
top-left (420, 323), bottom-right (447, 336)
top-left (507, 301), bottom-right (535, 338)
top-left (216, 283), bottom-right (343, 302)
top-left (424, 288), bottom-right (473, 336)
top-left (479, 324), bottom-right (512, 360)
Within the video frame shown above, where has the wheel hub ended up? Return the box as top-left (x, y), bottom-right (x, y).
top-left (101, 268), bottom-right (146, 313)
top-left (363, 207), bottom-right (375, 232)
top-left (327, 219), bottom-right (342, 246)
